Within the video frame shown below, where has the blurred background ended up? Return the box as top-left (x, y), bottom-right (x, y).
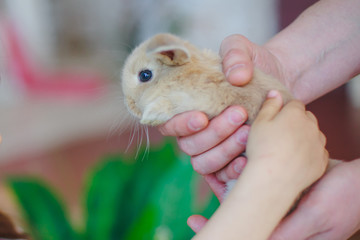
top-left (0, 0), bottom-right (359, 238)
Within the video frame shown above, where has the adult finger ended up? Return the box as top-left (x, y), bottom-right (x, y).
top-left (254, 90), bottom-right (283, 123)
top-left (204, 174), bottom-right (227, 203)
top-left (187, 215), bottom-right (208, 233)
top-left (216, 156), bottom-right (247, 183)
top-left (269, 206), bottom-right (322, 240)
top-left (178, 106), bottom-right (247, 156)
top-left (158, 111), bottom-right (208, 137)
top-left (191, 125), bottom-right (249, 175)
top-left (220, 34), bottom-right (254, 86)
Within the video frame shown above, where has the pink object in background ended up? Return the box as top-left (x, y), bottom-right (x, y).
top-left (1, 20), bottom-right (105, 99)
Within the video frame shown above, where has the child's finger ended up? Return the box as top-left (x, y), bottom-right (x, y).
top-left (216, 156), bottom-right (247, 183)
top-left (254, 90), bottom-right (283, 122)
top-left (319, 131), bottom-right (327, 147)
top-left (187, 215), bottom-right (208, 233)
top-left (204, 174), bottom-right (227, 203)
top-left (306, 111), bottom-right (318, 123)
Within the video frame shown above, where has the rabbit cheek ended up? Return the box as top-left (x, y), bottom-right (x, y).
top-left (140, 98), bottom-right (173, 126)
top-left (125, 96), bottom-right (142, 119)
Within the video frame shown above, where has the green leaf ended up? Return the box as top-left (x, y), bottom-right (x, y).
top-left (84, 155), bottom-right (135, 240)
top-left (8, 138), bottom-right (219, 240)
top-left (123, 204), bottom-right (158, 240)
top-left (7, 178), bottom-right (78, 240)
top-left (127, 140), bottom-right (179, 216)
top-left (115, 141), bottom-right (180, 238)
top-left (148, 154), bottom-right (198, 240)
top-left (125, 152), bottom-right (218, 240)
top-left (83, 140), bottom-right (179, 239)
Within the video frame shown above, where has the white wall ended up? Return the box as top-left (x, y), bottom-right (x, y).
top-left (136, 0), bottom-right (279, 50)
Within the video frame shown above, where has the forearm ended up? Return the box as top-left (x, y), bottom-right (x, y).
top-left (265, 0), bottom-right (360, 103)
top-left (346, 158), bottom-right (360, 232)
top-left (193, 165), bottom-right (299, 240)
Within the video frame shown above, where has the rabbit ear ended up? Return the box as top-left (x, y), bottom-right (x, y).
top-left (146, 34), bottom-right (190, 66)
top-left (152, 46), bottom-right (190, 65)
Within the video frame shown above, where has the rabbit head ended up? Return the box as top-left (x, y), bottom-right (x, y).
top-left (121, 33), bottom-right (225, 126)
top-left (122, 33), bottom-right (293, 126)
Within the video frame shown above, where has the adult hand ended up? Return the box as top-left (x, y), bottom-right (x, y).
top-left (269, 159), bottom-right (360, 240)
top-left (158, 106), bottom-right (249, 202)
top-left (245, 91), bottom-right (328, 190)
top-left (191, 160), bottom-right (360, 240)
top-left (159, 35), bottom-right (284, 183)
top-left (189, 161), bottom-right (360, 240)
top-left (190, 91), bottom-right (328, 240)
top-left (220, 34), bottom-right (285, 87)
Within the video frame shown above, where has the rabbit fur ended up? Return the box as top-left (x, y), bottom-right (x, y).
top-left (122, 33), bottom-right (293, 126)
top-left (121, 33), bottom-right (339, 195)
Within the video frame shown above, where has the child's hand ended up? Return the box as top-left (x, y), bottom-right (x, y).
top-left (189, 90), bottom-right (329, 240)
top-left (191, 90), bottom-right (329, 240)
top-left (246, 90), bottom-right (329, 193)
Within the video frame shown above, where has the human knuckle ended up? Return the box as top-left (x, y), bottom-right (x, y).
top-left (219, 144), bottom-right (235, 161)
top-left (319, 130), bottom-right (326, 140)
top-left (212, 123), bottom-right (230, 140)
top-left (227, 163), bottom-right (240, 180)
top-left (177, 138), bottom-right (195, 155)
top-left (226, 48), bottom-right (246, 58)
top-left (172, 127), bottom-right (184, 137)
top-left (190, 156), bottom-right (204, 174)
top-left (158, 124), bottom-right (170, 136)
top-left (290, 99), bottom-right (304, 107)
top-left (221, 34), bottom-right (250, 58)
top-left (225, 34), bottom-right (248, 43)
top-left (306, 110), bottom-right (316, 119)
top-left (216, 170), bottom-right (228, 183)
top-left (287, 105), bottom-right (302, 115)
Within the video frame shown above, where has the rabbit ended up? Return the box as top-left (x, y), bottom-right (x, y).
top-left (121, 33), bottom-right (339, 194)
top-left (122, 33), bottom-right (293, 126)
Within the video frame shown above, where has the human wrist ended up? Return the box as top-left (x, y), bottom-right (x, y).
top-left (263, 0), bottom-right (360, 103)
top-left (238, 162), bottom-right (301, 202)
top-left (229, 168), bottom-right (299, 237)
top-left (263, 41), bottom-right (298, 95)
top-left (194, 168), bottom-right (298, 240)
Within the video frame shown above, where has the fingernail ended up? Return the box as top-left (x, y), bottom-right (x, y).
top-left (234, 162), bottom-right (242, 174)
top-left (189, 115), bottom-right (207, 131)
top-left (228, 109), bottom-right (245, 125)
top-left (267, 90), bottom-right (280, 99)
top-left (235, 127), bottom-right (249, 144)
top-left (191, 158), bottom-right (205, 175)
top-left (225, 64), bottom-right (246, 78)
top-left (234, 158), bottom-right (247, 173)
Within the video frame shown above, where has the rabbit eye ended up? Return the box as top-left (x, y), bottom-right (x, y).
top-left (138, 69), bottom-right (153, 82)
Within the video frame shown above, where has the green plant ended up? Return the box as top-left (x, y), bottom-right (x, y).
top-left (8, 140), bottom-right (218, 240)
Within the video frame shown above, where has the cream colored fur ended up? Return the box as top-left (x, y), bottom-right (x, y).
top-left (121, 33), bottom-right (340, 192)
top-left (122, 33), bottom-right (293, 126)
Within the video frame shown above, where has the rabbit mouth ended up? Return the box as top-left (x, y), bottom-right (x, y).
top-left (125, 96), bottom-right (142, 119)
top-left (140, 100), bottom-right (172, 126)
